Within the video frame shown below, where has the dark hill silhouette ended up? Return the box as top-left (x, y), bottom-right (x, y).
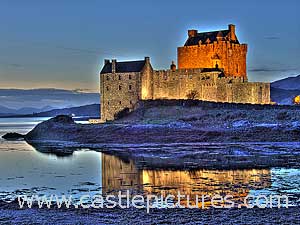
top-left (0, 104), bottom-right (100, 118)
top-left (271, 75), bottom-right (300, 90)
top-left (271, 75), bottom-right (300, 105)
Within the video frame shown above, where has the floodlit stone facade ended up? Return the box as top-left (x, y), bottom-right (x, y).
top-left (178, 24), bottom-right (247, 78)
top-left (99, 24), bottom-right (271, 121)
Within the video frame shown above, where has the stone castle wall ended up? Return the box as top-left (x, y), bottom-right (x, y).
top-left (100, 71), bottom-right (142, 121)
top-left (100, 67), bottom-right (270, 121)
top-left (149, 69), bottom-right (270, 104)
top-left (177, 42), bottom-right (247, 78)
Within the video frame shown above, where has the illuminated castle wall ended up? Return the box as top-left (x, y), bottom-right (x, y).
top-left (177, 24), bottom-right (247, 78)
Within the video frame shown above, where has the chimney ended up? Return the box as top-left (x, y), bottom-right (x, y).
top-left (112, 59), bottom-right (116, 73)
top-left (188, 30), bottom-right (198, 38)
top-left (104, 59), bottom-right (110, 65)
top-left (228, 24), bottom-right (236, 41)
top-left (145, 56), bottom-right (150, 64)
top-left (170, 61), bottom-right (176, 72)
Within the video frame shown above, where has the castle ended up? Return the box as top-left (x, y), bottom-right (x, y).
top-left (100, 24), bottom-right (271, 121)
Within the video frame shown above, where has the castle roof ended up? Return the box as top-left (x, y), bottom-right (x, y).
top-left (100, 60), bottom-right (146, 74)
top-left (184, 30), bottom-right (239, 46)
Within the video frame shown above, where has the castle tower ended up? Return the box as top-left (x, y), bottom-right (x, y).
top-left (177, 24), bottom-right (248, 78)
top-left (99, 57), bottom-right (152, 121)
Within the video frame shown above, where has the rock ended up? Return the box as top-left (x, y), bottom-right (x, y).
top-left (2, 132), bottom-right (25, 140)
top-left (25, 115), bottom-right (77, 142)
top-left (48, 115), bottom-right (75, 124)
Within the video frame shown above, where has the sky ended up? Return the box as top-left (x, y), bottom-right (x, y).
top-left (0, 0), bottom-right (299, 92)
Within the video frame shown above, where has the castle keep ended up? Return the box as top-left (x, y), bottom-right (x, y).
top-left (178, 24), bottom-right (247, 78)
top-left (100, 24), bottom-right (271, 121)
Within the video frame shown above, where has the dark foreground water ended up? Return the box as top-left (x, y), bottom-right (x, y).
top-left (0, 118), bottom-right (300, 207)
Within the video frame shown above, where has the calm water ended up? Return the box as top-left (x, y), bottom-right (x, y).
top-left (0, 117), bottom-right (300, 206)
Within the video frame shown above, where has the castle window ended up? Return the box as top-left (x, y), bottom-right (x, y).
top-left (130, 100), bottom-right (133, 105)
top-left (106, 86), bottom-right (109, 91)
top-left (118, 75), bottom-right (121, 80)
top-left (107, 101), bottom-right (110, 105)
top-left (106, 76), bottom-right (109, 81)
top-left (129, 75), bottom-right (132, 80)
top-left (129, 85), bottom-right (132, 90)
top-left (119, 85), bottom-right (122, 90)
top-left (119, 101), bottom-right (122, 105)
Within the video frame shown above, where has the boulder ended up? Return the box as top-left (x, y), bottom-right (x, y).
top-left (25, 115), bottom-right (77, 142)
top-left (2, 132), bottom-right (25, 140)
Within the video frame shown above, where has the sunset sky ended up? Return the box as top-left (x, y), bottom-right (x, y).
top-left (0, 0), bottom-right (299, 92)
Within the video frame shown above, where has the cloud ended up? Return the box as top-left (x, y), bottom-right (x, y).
top-left (248, 67), bottom-right (298, 73)
top-left (9, 63), bottom-right (23, 68)
top-left (0, 62), bottom-right (24, 69)
top-left (73, 88), bottom-right (98, 93)
top-left (264, 36), bottom-right (280, 40)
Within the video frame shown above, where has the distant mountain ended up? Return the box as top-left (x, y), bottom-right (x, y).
top-left (1, 104), bottom-right (100, 118)
top-left (0, 105), bottom-right (15, 114)
top-left (271, 75), bottom-right (300, 90)
top-left (271, 75), bottom-right (300, 105)
top-left (271, 87), bottom-right (300, 105)
top-left (14, 106), bottom-right (55, 115)
top-left (0, 88), bottom-right (99, 113)
top-left (0, 105), bottom-right (55, 115)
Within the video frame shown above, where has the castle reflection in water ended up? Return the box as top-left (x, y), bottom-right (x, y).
top-left (102, 153), bottom-right (271, 206)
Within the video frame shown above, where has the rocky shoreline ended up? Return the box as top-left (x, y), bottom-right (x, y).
top-left (1, 104), bottom-right (299, 170)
